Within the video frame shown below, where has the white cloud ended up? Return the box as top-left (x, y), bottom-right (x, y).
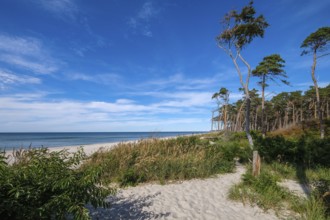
top-left (33, 0), bottom-right (78, 21)
top-left (0, 69), bottom-right (41, 90)
top-left (138, 1), bottom-right (158, 20)
top-left (0, 54), bottom-right (58, 74)
top-left (68, 73), bottom-right (121, 85)
top-left (0, 35), bottom-right (42, 55)
top-left (293, 0), bottom-right (330, 19)
top-left (0, 34), bottom-right (60, 74)
top-left (137, 73), bottom-right (222, 91)
top-left (0, 92), bottom-right (211, 131)
top-left (128, 1), bottom-right (160, 37)
top-left (295, 81), bottom-right (330, 88)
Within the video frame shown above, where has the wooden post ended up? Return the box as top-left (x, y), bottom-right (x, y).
top-left (252, 150), bottom-right (261, 176)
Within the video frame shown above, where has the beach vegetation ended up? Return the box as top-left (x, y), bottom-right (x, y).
top-left (84, 135), bottom-right (251, 187)
top-left (229, 131), bottom-right (330, 219)
top-left (0, 148), bottom-right (114, 220)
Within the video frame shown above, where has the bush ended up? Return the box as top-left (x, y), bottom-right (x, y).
top-left (0, 148), bottom-right (114, 220)
top-left (254, 134), bottom-right (330, 167)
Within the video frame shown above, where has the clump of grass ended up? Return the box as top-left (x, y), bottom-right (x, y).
top-left (229, 163), bottom-right (330, 219)
top-left (84, 135), bottom-right (250, 187)
top-left (263, 162), bottom-right (297, 180)
top-left (229, 166), bottom-right (295, 213)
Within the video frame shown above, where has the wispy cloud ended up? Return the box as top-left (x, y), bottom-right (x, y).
top-left (0, 34), bottom-right (60, 74)
top-left (128, 1), bottom-right (160, 37)
top-left (33, 0), bottom-right (79, 21)
top-left (0, 69), bottom-right (41, 90)
top-left (293, 0), bottom-right (330, 19)
top-left (295, 81), bottom-right (330, 88)
top-left (135, 73), bottom-right (224, 92)
top-left (0, 93), bottom-right (210, 131)
top-left (68, 72), bottom-right (121, 85)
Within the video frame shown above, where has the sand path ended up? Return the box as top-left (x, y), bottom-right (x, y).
top-left (88, 165), bottom-right (278, 220)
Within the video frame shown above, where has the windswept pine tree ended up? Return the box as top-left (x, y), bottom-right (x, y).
top-left (301, 26), bottom-right (330, 139)
top-left (216, 0), bottom-right (269, 148)
top-left (252, 54), bottom-right (288, 137)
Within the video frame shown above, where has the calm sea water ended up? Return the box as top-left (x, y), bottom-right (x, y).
top-left (0, 132), bottom-right (205, 149)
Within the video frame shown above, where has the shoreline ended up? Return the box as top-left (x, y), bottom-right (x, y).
top-left (4, 133), bottom-right (199, 164)
top-left (48, 133), bottom-right (199, 155)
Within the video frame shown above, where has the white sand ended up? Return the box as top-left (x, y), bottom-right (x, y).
top-left (4, 141), bottom-right (126, 164)
top-left (5, 139), bottom-right (291, 219)
top-left (279, 179), bottom-right (310, 198)
top-left (48, 142), bottom-right (121, 155)
top-left (88, 165), bottom-right (279, 220)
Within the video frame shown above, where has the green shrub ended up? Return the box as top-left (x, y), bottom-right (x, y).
top-left (254, 134), bottom-right (330, 167)
top-left (0, 148), bottom-right (114, 220)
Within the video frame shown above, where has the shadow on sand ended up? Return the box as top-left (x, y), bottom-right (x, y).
top-left (87, 192), bottom-right (170, 220)
top-left (295, 164), bottom-right (311, 197)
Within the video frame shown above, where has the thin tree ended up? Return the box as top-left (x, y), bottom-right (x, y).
top-left (252, 54), bottom-right (288, 138)
top-left (212, 87), bottom-right (230, 130)
top-left (216, 1), bottom-right (269, 148)
top-left (301, 26), bottom-right (330, 139)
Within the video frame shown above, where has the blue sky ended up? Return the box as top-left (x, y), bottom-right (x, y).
top-left (0, 0), bottom-right (329, 132)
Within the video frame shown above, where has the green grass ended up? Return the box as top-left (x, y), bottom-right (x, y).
top-left (83, 135), bottom-right (250, 186)
top-left (229, 163), bottom-right (330, 219)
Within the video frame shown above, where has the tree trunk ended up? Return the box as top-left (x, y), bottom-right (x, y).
top-left (235, 102), bottom-right (245, 132)
top-left (292, 104), bottom-right (295, 125)
top-left (224, 104), bottom-right (227, 130)
top-left (246, 98), bottom-right (254, 147)
top-left (261, 75), bottom-right (266, 138)
top-left (253, 151), bottom-right (261, 176)
top-left (312, 51), bottom-right (324, 139)
top-left (254, 107), bottom-right (258, 130)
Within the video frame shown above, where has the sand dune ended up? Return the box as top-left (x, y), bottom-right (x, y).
top-left (88, 165), bottom-right (278, 220)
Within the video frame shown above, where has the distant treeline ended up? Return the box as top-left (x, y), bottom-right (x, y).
top-left (212, 84), bottom-right (330, 132)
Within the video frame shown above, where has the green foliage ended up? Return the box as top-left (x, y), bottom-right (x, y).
top-left (229, 166), bottom-right (295, 214)
top-left (217, 1), bottom-right (269, 49)
top-left (0, 148), bottom-right (114, 220)
top-left (85, 135), bottom-right (250, 187)
top-left (252, 54), bottom-right (288, 87)
top-left (301, 26), bottom-right (330, 55)
top-left (254, 134), bottom-right (330, 167)
top-left (230, 164), bottom-right (329, 219)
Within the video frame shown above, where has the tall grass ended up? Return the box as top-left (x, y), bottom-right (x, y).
top-left (229, 164), bottom-right (330, 219)
top-left (84, 135), bottom-right (250, 186)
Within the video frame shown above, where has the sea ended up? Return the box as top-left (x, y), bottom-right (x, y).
top-left (0, 132), bottom-right (205, 150)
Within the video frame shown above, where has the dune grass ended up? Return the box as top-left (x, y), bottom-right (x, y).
top-left (229, 162), bottom-right (330, 219)
top-left (229, 163), bottom-right (329, 220)
top-left (83, 135), bottom-right (250, 186)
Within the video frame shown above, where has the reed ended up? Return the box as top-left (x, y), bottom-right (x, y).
top-left (84, 135), bottom-right (250, 186)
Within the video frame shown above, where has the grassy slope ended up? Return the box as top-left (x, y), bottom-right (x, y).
top-left (83, 135), bottom-right (250, 186)
top-left (230, 119), bottom-right (330, 219)
top-left (82, 119), bottom-right (329, 219)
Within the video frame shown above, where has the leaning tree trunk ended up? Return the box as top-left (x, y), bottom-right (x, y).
top-left (312, 51), bottom-right (324, 139)
top-left (231, 52), bottom-right (257, 175)
top-left (261, 75), bottom-right (266, 138)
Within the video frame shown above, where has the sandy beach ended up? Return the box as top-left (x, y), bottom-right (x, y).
top-left (4, 140), bottom-right (132, 164)
top-left (5, 139), bottom-right (306, 219)
top-left (87, 165), bottom-right (279, 220)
